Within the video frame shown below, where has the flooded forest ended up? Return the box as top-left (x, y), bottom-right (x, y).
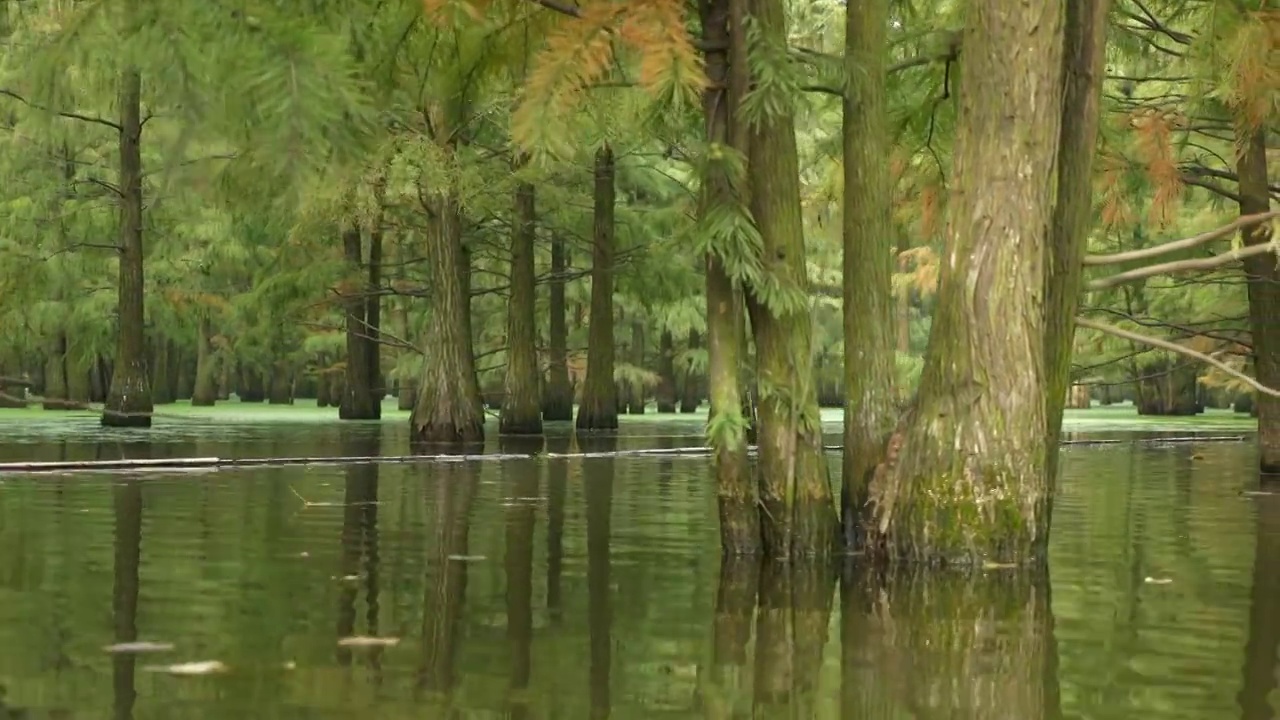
top-left (0, 0), bottom-right (1276, 717)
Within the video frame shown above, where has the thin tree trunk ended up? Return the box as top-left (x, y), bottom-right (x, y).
top-left (656, 329), bottom-right (677, 412)
top-left (680, 329), bottom-right (702, 413)
top-left (841, 0), bottom-right (897, 552)
top-left (367, 187), bottom-right (384, 403)
top-left (1236, 125), bottom-right (1280, 474)
top-left (239, 367), bottom-right (265, 403)
top-left (1044, 0), bottom-right (1112, 500)
top-left (102, 66), bottom-right (152, 428)
top-left (868, 0), bottom-right (1065, 565)
top-left (42, 333), bottom-right (70, 410)
top-left (268, 359), bottom-right (294, 405)
top-left (396, 300), bottom-right (416, 412)
top-left (576, 145), bottom-right (618, 431)
top-left (701, 0), bottom-right (757, 555)
top-left (458, 240), bottom-right (483, 412)
top-left (412, 192), bottom-right (485, 443)
top-left (743, 0), bottom-right (837, 559)
top-left (627, 320), bottom-right (646, 414)
top-left (341, 226), bottom-right (380, 420)
top-left (317, 365), bottom-right (333, 408)
top-left (501, 159), bottom-right (544, 434)
top-left (151, 338), bottom-right (173, 404)
top-left (544, 233), bottom-right (574, 420)
top-left (191, 317), bottom-right (218, 407)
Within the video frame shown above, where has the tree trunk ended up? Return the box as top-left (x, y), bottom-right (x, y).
top-left (627, 320), bottom-right (646, 414)
top-left (42, 333), bottom-right (70, 410)
top-left (867, 0), bottom-right (1065, 566)
top-left (268, 360), bottom-right (294, 405)
top-left (841, 0), bottom-right (897, 553)
top-left (743, 0), bottom-right (837, 559)
top-left (151, 339), bottom-right (173, 405)
top-left (340, 226), bottom-right (381, 420)
top-left (656, 329), bottom-right (677, 413)
top-left (1236, 124), bottom-right (1280, 474)
top-left (575, 145), bottom-right (618, 431)
top-left (411, 192), bottom-right (485, 443)
top-left (395, 300), bottom-right (416, 412)
top-left (1044, 0), bottom-right (1112, 494)
top-left (1135, 358), bottom-right (1197, 415)
top-left (102, 66), bottom-right (152, 428)
top-left (191, 318), bottom-right (218, 407)
top-left (680, 329), bottom-right (702, 413)
top-left (544, 233), bottom-right (574, 421)
top-left (316, 367), bottom-right (333, 408)
top-left (239, 367), bottom-right (265, 403)
top-left (700, 0), bottom-right (757, 556)
top-left (366, 204), bottom-right (384, 401)
top-left (501, 161), bottom-right (544, 434)
top-left (458, 239), bottom-right (483, 412)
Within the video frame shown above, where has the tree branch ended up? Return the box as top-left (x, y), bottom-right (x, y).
top-left (1087, 241), bottom-right (1278, 290)
top-left (1076, 316), bottom-right (1280, 397)
top-left (1083, 211), bottom-right (1278, 266)
top-left (0, 89), bottom-right (122, 131)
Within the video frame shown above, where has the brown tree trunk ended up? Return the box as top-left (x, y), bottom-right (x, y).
top-left (340, 226), bottom-right (381, 420)
top-left (1044, 0), bottom-right (1113, 496)
top-left (501, 160), bottom-right (544, 434)
top-left (680, 329), bottom-right (702, 414)
top-left (868, 0), bottom-right (1065, 565)
top-left (841, 0), bottom-right (897, 553)
top-left (458, 239), bottom-right (483, 411)
top-left (102, 66), bottom-right (152, 428)
top-left (316, 367), bottom-right (334, 408)
top-left (191, 317), bottom-right (218, 407)
top-left (743, 0), bottom-right (838, 559)
top-left (239, 367), bottom-right (265, 403)
top-left (42, 333), bottom-right (70, 410)
top-left (627, 320), bottom-right (646, 414)
top-left (544, 233), bottom-right (574, 421)
top-left (700, 0), bottom-right (757, 555)
top-left (576, 145), bottom-right (618, 431)
top-left (1236, 124), bottom-right (1280, 474)
top-left (656, 329), bottom-right (677, 413)
top-left (151, 338), bottom-right (174, 405)
top-left (268, 360), bottom-right (294, 405)
top-left (411, 191), bottom-right (485, 443)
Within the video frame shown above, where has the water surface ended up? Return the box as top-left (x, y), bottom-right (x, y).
top-left (0, 418), bottom-right (1274, 719)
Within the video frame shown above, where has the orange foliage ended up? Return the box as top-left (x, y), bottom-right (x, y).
top-left (1129, 109), bottom-right (1182, 229)
top-left (1226, 10), bottom-right (1279, 132)
top-left (1096, 152), bottom-right (1132, 231)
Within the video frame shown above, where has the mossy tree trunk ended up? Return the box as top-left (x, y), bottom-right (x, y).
top-left (458, 239), bottom-right (483, 410)
top-left (655, 329), bottom-right (677, 412)
top-left (239, 367), bottom-right (266, 403)
top-left (102, 67), bottom-right (152, 428)
top-left (151, 338), bottom-right (173, 405)
top-left (575, 144), bottom-right (618, 431)
top-left (42, 333), bottom-right (70, 410)
top-left (679, 329), bottom-right (702, 413)
top-left (1236, 124), bottom-right (1280, 474)
top-left (840, 0), bottom-right (897, 553)
top-left (867, 0), bottom-right (1065, 566)
top-left (501, 160), bottom-right (544, 435)
top-left (743, 0), bottom-right (838, 559)
top-left (340, 226), bottom-right (381, 420)
top-left (543, 233), bottom-right (574, 421)
top-left (1044, 0), bottom-right (1113, 491)
top-left (411, 190), bottom-right (485, 443)
top-left (700, 0), bottom-right (757, 556)
top-left (191, 317), bottom-right (218, 407)
top-left (1135, 358), bottom-right (1198, 415)
top-left (267, 359), bottom-right (294, 405)
top-left (626, 320), bottom-right (645, 414)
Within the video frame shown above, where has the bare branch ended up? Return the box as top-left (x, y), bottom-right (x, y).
top-left (0, 89), bottom-right (122, 131)
top-left (1076, 316), bottom-right (1280, 398)
top-left (1083, 211), bottom-right (1278, 266)
top-left (1087, 241), bottom-right (1279, 290)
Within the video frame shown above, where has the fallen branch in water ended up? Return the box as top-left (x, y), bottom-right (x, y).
top-left (1077, 315), bottom-right (1280, 397)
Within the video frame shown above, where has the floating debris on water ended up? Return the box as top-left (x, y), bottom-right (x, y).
top-left (1144, 576), bottom-right (1174, 585)
top-left (447, 554), bottom-right (486, 562)
top-left (337, 636), bottom-right (400, 648)
top-left (143, 660), bottom-right (229, 676)
top-left (104, 641), bottom-right (175, 654)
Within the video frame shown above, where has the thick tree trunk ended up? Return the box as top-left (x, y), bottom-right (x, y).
top-left (239, 367), bottom-right (265, 403)
top-left (42, 333), bottom-right (70, 410)
top-left (151, 339), bottom-right (173, 405)
top-left (411, 193), bottom-right (485, 443)
top-left (340, 226), bottom-right (381, 420)
top-left (501, 162), bottom-right (544, 434)
top-left (458, 240), bottom-right (483, 411)
top-left (0, 360), bottom-right (27, 407)
top-left (543, 233), bottom-right (574, 421)
top-left (841, 0), bottom-right (897, 553)
top-left (700, 0), bottom-right (757, 556)
top-left (743, 0), bottom-right (837, 559)
top-left (656, 329), bottom-right (677, 413)
top-left (576, 145), bottom-right (618, 431)
top-left (868, 0), bottom-right (1065, 565)
top-left (840, 567), bottom-right (1060, 718)
top-left (1236, 125), bottom-right (1280, 473)
top-left (1135, 358), bottom-right (1198, 415)
top-left (102, 67), bottom-right (152, 428)
top-left (191, 318), bottom-right (218, 407)
top-left (626, 320), bottom-right (646, 414)
top-left (1044, 0), bottom-right (1112, 494)
top-left (680, 330), bottom-right (702, 413)
top-left (267, 360), bottom-right (294, 405)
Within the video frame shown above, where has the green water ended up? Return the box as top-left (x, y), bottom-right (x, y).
top-left (0, 416), bottom-right (1274, 719)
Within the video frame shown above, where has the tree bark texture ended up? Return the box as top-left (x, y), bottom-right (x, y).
top-left (191, 317), bottom-right (218, 406)
top-left (626, 320), bottom-right (646, 413)
top-left (868, 0), bottom-right (1065, 566)
top-left (1044, 0), bottom-right (1112, 496)
top-left (841, 0), bottom-right (898, 553)
top-left (1236, 125), bottom-right (1280, 473)
top-left (701, 0), bottom-right (758, 556)
top-left (340, 226), bottom-right (381, 420)
top-left (102, 67), bottom-right (153, 428)
top-left (576, 144), bottom-right (619, 431)
top-left (42, 332), bottom-right (70, 409)
top-left (744, 0), bottom-right (838, 559)
top-left (151, 339), bottom-right (173, 404)
top-left (544, 233), bottom-right (574, 421)
top-left (501, 163), bottom-right (544, 434)
top-left (412, 193), bottom-right (486, 443)
top-left (656, 328), bottom-right (677, 412)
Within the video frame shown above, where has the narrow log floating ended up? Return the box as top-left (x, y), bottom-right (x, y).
top-left (0, 434), bottom-right (1248, 475)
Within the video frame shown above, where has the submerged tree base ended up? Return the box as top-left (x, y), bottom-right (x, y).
top-left (102, 364), bottom-right (153, 428)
